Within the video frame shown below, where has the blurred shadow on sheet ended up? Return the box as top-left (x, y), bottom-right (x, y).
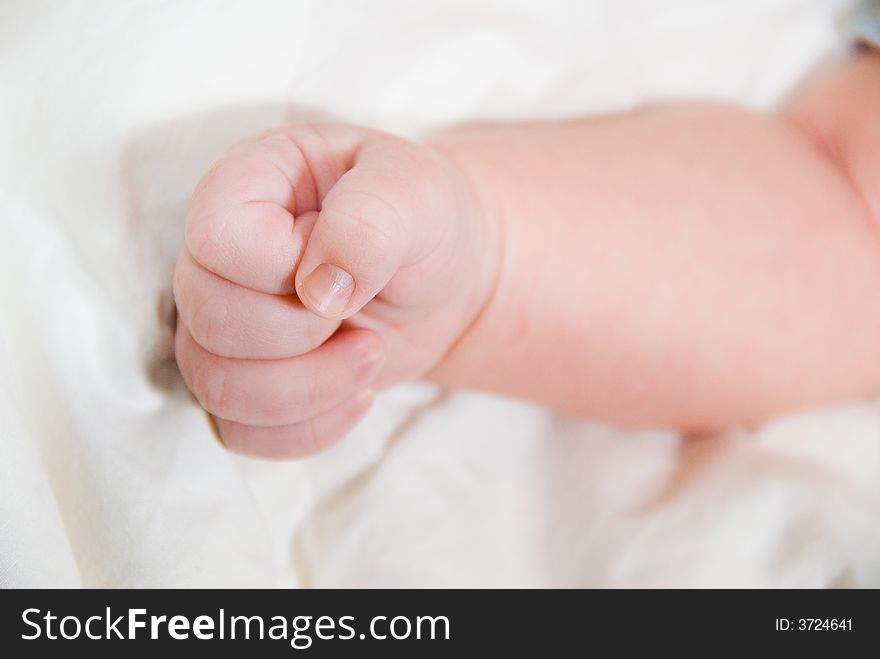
top-left (531, 415), bottom-right (872, 587)
top-left (528, 416), bottom-right (682, 586)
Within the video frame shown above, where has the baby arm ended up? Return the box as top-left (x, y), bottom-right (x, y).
top-left (175, 50), bottom-right (880, 458)
top-left (429, 49), bottom-right (880, 431)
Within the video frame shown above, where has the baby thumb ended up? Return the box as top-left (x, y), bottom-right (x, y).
top-left (295, 170), bottom-right (409, 320)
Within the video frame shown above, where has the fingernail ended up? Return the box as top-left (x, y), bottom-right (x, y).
top-left (300, 263), bottom-right (354, 316)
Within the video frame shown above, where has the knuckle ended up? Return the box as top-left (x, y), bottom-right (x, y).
top-left (171, 260), bottom-right (191, 321)
top-left (303, 364), bottom-right (323, 414)
top-left (302, 314), bottom-right (318, 353)
top-left (184, 211), bottom-right (219, 271)
top-left (293, 413), bottom-right (341, 457)
top-left (330, 189), bottom-right (403, 246)
top-left (192, 358), bottom-right (233, 418)
top-left (257, 130), bottom-right (300, 158)
top-left (186, 169), bottom-right (232, 271)
top-left (301, 313), bottom-right (335, 353)
top-left (193, 157), bottom-right (229, 199)
top-left (172, 257), bottom-right (186, 301)
top-left (296, 417), bottom-right (322, 456)
top-left (189, 288), bottom-right (233, 355)
top-left (173, 326), bottom-right (194, 383)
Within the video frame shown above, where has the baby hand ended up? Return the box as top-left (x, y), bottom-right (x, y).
top-left (173, 124), bottom-right (497, 458)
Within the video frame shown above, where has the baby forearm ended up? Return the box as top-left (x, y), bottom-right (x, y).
top-left (430, 54), bottom-right (880, 430)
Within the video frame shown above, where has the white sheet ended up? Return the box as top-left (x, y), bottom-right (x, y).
top-left (2, 0), bottom-right (878, 588)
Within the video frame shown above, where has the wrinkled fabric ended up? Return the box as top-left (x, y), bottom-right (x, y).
top-left (1, 0), bottom-right (878, 588)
